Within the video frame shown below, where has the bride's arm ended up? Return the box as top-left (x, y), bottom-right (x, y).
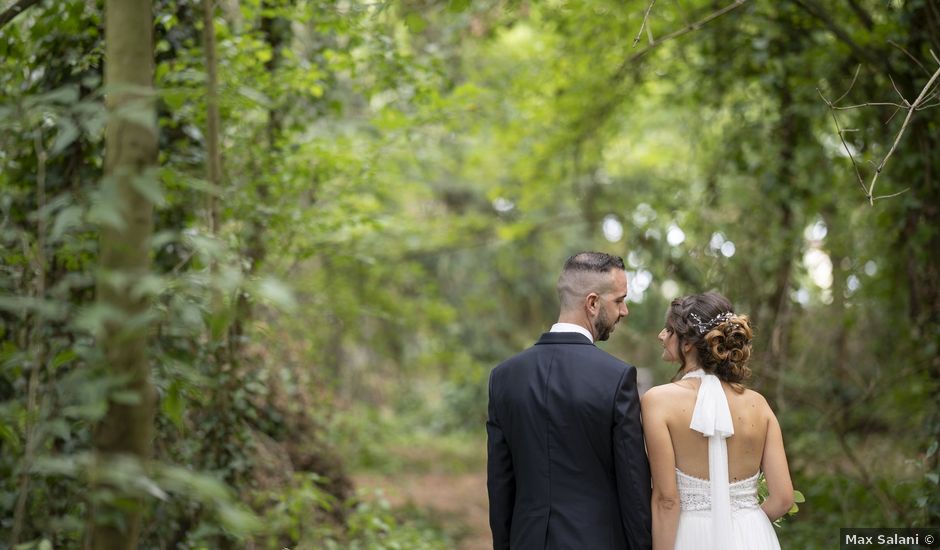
top-left (760, 409), bottom-right (794, 521)
top-left (641, 388), bottom-right (680, 550)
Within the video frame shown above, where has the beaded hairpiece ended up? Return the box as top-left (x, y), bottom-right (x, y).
top-left (688, 311), bottom-right (734, 335)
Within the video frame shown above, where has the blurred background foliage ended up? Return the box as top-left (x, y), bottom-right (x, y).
top-left (1, 0), bottom-right (938, 548)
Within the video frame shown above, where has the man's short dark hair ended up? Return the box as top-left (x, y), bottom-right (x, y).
top-left (562, 252), bottom-right (625, 274)
top-left (557, 252), bottom-right (626, 311)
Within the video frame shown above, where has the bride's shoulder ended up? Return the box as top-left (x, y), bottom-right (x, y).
top-left (737, 387), bottom-right (775, 414)
top-left (641, 381), bottom-right (693, 405)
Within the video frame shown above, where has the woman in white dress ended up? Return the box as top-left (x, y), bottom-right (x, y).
top-left (641, 292), bottom-right (794, 550)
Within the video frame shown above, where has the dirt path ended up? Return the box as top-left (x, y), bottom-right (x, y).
top-left (354, 471), bottom-right (490, 550)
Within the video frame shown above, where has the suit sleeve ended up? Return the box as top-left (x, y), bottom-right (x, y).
top-left (486, 368), bottom-right (514, 550)
top-left (613, 366), bottom-right (653, 550)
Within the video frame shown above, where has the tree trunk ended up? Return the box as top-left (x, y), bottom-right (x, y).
top-left (896, 0), bottom-right (940, 524)
top-left (231, 0), bottom-right (290, 346)
top-left (204, 0), bottom-right (221, 240)
top-left (762, 56), bottom-right (803, 409)
top-left (90, 0), bottom-right (157, 548)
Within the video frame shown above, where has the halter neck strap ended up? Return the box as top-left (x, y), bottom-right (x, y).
top-left (681, 369), bottom-right (734, 548)
top-left (681, 369), bottom-right (734, 439)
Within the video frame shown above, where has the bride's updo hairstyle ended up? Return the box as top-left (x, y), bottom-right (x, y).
top-left (666, 292), bottom-right (753, 389)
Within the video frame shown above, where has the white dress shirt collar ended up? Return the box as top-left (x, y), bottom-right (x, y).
top-left (550, 322), bottom-right (594, 343)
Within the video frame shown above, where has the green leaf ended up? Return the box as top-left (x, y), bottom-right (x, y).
top-left (792, 489), bottom-right (806, 503)
top-left (151, 230), bottom-right (177, 250)
top-left (132, 273), bottom-right (167, 299)
top-left (51, 205), bottom-right (84, 241)
top-left (52, 349), bottom-right (78, 369)
top-left (217, 504), bottom-right (263, 534)
top-left (88, 177), bottom-right (125, 231)
top-left (111, 390), bottom-right (143, 405)
top-left (32, 455), bottom-right (85, 477)
top-left (255, 48), bottom-right (273, 63)
top-left (130, 169), bottom-right (166, 207)
top-left (162, 381), bottom-right (185, 430)
top-left (113, 100), bottom-right (157, 134)
top-left (51, 118), bottom-right (80, 155)
top-left (73, 303), bottom-right (126, 337)
top-left (237, 86), bottom-right (272, 108)
top-left (256, 277), bottom-right (296, 311)
top-left (158, 465), bottom-right (229, 501)
top-left (46, 419), bottom-right (70, 440)
top-left (29, 85), bottom-right (80, 106)
top-left (0, 296), bottom-right (68, 321)
top-left (405, 13), bottom-right (428, 34)
top-left (162, 88), bottom-right (188, 111)
top-left (170, 175), bottom-right (223, 196)
top-left (136, 476), bottom-right (169, 501)
top-left (0, 423), bottom-right (20, 448)
top-left (448, 0), bottom-right (471, 12)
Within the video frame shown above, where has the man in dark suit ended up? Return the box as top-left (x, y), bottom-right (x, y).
top-left (487, 252), bottom-right (652, 550)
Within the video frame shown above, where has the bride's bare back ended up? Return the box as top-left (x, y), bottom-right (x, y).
top-left (642, 373), bottom-right (793, 531)
top-left (654, 377), bottom-right (770, 482)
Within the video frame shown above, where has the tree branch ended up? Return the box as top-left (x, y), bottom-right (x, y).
top-left (0, 0), bottom-right (43, 31)
top-left (833, 64), bottom-right (861, 105)
top-left (613, 0), bottom-right (749, 83)
top-left (866, 62), bottom-right (940, 204)
top-left (819, 87), bottom-right (868, 196)
top-left (845, 0), bottom-right (874, 30)
top-left (633, 0), bottom-right (657, 47)
top-left (888, 39), bottom-right (930, 77)
top-left (833, 101), bottom-right (940, 111)
top-left (821, 57), bottom-right (940, 205)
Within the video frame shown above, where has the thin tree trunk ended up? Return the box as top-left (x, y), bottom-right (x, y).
top-left (91, 0), bottom-right (157, 548)
top-left (203, 0), bottom-right (226, 350)
top-left (231, 0), bottom-right (289, 347)
top-left (763, 66), bottom-right (802, 410)
top-left (896, 1), bottom-right (940, 525)
top-left (9, 126), bottom-right (48, 548)
top-left (204, 0), bottom-right (221, 239)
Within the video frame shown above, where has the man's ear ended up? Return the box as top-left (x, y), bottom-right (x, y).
top-left (586, 293), bottom-right (599, 314)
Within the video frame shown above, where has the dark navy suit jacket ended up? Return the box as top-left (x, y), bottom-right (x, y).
top-left (487, 332), bottom-right (652, 550)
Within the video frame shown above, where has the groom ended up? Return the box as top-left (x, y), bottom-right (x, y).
top-left (487, 252), bottom-right (652, 550)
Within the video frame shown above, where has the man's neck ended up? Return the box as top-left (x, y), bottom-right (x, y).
top-left (551, 318), bottom-right (594, 342)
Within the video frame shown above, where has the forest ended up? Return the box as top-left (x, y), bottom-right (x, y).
top-left (1, 0), bottom-right (938, 548)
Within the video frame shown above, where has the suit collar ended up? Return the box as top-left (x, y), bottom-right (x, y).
top-left (535, 332), bottom-right (595, 346)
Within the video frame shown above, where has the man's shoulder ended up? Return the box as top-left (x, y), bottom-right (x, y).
top-left (493, 336), bottom-right (634, 374)
top-left (492, 342), bottom-right (541, 372)
top-left (589, 345), bottom-right (635, 369)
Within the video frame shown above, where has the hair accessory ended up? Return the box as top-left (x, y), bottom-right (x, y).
top-left (688, 311), bottom-right (734, 335)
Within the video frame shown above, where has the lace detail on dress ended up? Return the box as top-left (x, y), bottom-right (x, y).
top-left (676, 469), bottom-right (761, 512)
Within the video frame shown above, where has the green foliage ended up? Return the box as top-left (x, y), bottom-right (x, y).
top-left (2, 0), bottom-right (938, 545)
top-left (255, 475), bottom-right (453, 549)
top-left (757, 473), bottom-right (805, 525)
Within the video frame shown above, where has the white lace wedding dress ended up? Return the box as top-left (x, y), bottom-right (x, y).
top-left (673, 370), bottom-right (781, 550)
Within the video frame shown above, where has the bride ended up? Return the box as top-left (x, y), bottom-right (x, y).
top-left (641, 292), bottom-right (794, 550)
